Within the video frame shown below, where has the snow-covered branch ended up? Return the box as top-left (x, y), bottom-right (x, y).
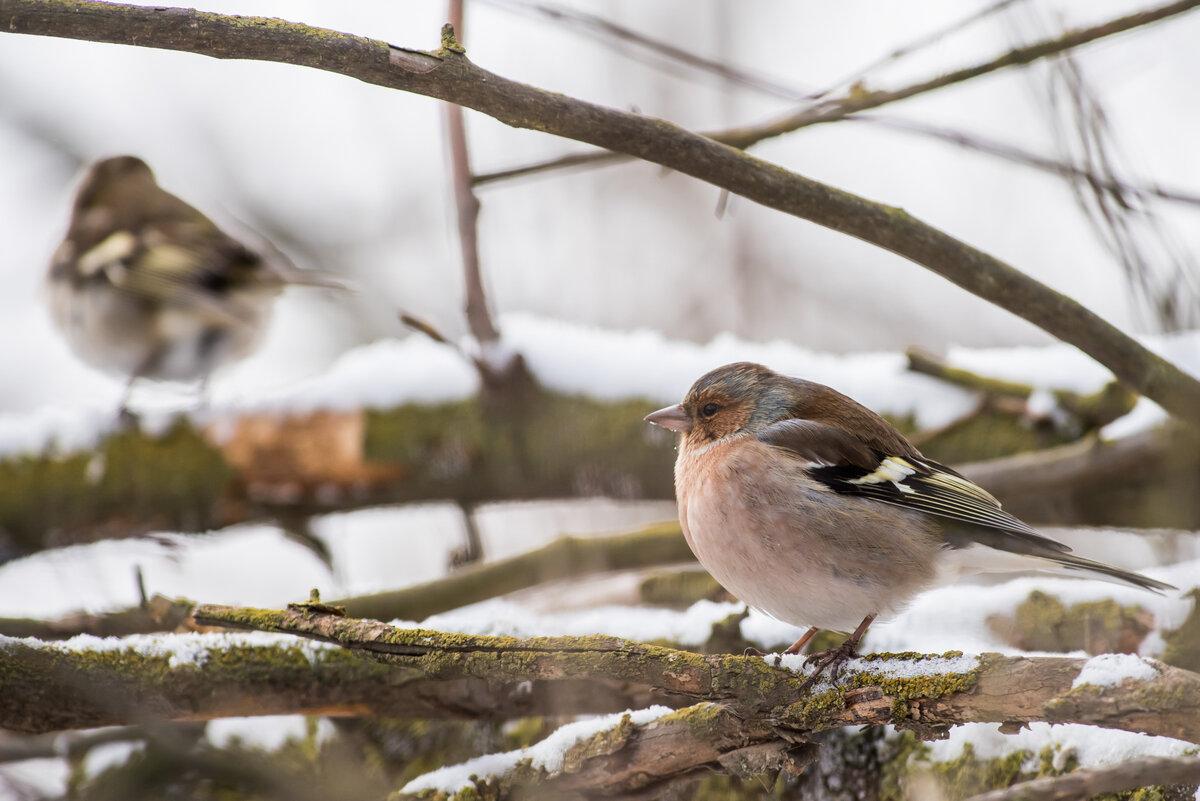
top-left (4, 1), bottom-right (1200, 425)
top-left (192, 604), bottom-right (1200, 744)
top-left (966, 755), bottom-right (1200, 801)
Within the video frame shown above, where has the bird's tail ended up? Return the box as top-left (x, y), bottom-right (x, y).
top-left (1042, 552), bottom-right (1175, 593)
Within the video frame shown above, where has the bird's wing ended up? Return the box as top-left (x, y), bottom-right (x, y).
top-left (756, 418), bottom-right (1070, 553)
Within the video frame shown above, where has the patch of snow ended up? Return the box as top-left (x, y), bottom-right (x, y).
top-left (0, 525), bottom-right (331, 619)
top-left (774, 651), bottom-right (980, 686)
top-left (207, 715), bottom-right (336, 751)
top-left (401, 706), bottom-right (674, 795)
top-left (1101, 397), bottom-right (1168, 440)
top-left (922, 721), bottom-right (1198, 769)
top-left (4, 318), bottom-right (1198, 460)
top-left (474, 498), bottom-right (677, 562)
top-left (0, 758), bottom-right (69, 799)
top-left (1071, 653), bottom-right (1161, 689)
top-left (216, 336), bottom-right (478, 415)
top-left (312, 503), bottom-right (465, 598)
top-left (83, 741), bottom-right (144, 778)
top-left (867, 560), bottom-right (1196, 657)
top-left (404, 598), bottom-right (744, 647)
top-left (0, 630), bottom-right (337, 668)
top-left (1024, 388), bottom-right (1057, 419)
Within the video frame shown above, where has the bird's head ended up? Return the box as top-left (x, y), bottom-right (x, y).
top-left (645, 362), bottom-right (800, 445)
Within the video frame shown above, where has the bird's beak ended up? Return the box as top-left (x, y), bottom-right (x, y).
top-left (644, 404), bottom-right (692, 433)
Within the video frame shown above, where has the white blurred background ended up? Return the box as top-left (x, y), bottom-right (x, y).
top-left (3, 0), bottom-right (1199, 416)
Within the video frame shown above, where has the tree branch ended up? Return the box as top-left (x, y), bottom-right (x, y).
top-left (474, 0), bottom-right (1200, 194)
top-left (445, 0), bottom-right (499, 349)
top-left (4, 1), bottom-right (1200, 425)
top-left (966, 755), bottom-right (1200, 801)
top-left (193, 604), bottom-right (1200, 744)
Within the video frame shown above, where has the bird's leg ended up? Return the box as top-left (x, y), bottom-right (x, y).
top-left (784, 626), bottom-right (821, 655)
top-left (798, 613), bottom-right (876, 690)
top-left (746, 626), bottom-right (820, 663)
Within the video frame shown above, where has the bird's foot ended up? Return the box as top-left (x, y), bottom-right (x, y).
top-left (743, 646), bottom-right (786, 666)
top-left (798, 640), bottom-right (862, 691)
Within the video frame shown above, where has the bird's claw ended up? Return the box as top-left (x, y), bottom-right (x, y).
top-left (797, 640), bottom-right (862, 691)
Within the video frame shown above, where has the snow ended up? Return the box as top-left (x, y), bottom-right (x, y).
top-left (4, 317), bottom-right (1200, 458)
top-left (207, 716), bottom-right (337, 751)
top-left (0, 318), bottom-right (1197, 795)
top-left (774, 651), bottom-right (980, 684)
top-left (1071, 653), bottom-right (1162, 690)
top-left (0, 759), bottom-right (69, 800)
top-left (0, 525), bottom-right (332, 620)
top-left (921, 721), bottom-right (1198, 770)
top-left (404, 598), bottom-right (745, 646)
top-left (83, 741), bottom-right (144, 778)
top-left (400, 705), bottom-right (675, 795)
top-left (0, 630), bottom-right (337, 668)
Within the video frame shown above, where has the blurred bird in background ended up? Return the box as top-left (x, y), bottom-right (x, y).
top-left (46, 155), bottom-right (346, 417)
top-left (646, 362), bottom-right (1174, 686)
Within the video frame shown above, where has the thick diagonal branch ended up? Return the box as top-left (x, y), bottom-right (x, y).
top-left (3, 1), bottom-right (1200, 424)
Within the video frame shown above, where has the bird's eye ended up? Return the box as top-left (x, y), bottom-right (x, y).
top-left (700, 403), bottom-right (720, 418)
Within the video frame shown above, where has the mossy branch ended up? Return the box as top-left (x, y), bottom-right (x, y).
top-left (965, 755), bottom-right (1200, 801)
top-left (3, 1), bottom-right (1200, 426)
top-left (0, 594), bottom-right (195, 640)
top-left (192, 604), bottom-right (1200, 745)
top-left (335, 521), bottom-right (690, 622)
top-left (906, 347), bottom-right (1138, 430)
top-left (0, 390), bottom-right (676, 560)
top-left (0, 524), bottom-right (694, 640)
top-left (7, 602), bottom-right (1200, 797)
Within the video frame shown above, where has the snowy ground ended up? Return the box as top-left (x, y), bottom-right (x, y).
top-left (2, 319), bottom-right (1199, 798)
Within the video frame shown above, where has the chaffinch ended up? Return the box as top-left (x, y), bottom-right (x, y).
top-left (646, 362), bottom-right (1172, 682)
top-left (46, 155), bottom-right (343, 413)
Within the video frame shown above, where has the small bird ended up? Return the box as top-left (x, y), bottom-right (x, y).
top-left (47, 155), bottom-right (344, 414)
top-left (645, 362), bottom-right (1172, 683)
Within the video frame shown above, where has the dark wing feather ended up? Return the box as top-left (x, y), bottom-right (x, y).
top-left (756, 419), bottom-right (1071, 554)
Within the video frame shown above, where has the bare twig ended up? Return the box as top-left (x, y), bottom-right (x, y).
top-left (857, 114), bottom-right (1200, 209)
top-left (478, 0), bottom-right (809, 101)
top-left (1032, 39), bottom-right (1200, 331)
top-left (966, 755), bottom-right (1200, 801)
top-left (5, 2), bottom-right (1199, 424)
top-left (445, 0), bottom-right (499, 349)
top-left (474, 0), bottom-right (1200, 184)
top-left (811, 0), bottom-right (1028, 99)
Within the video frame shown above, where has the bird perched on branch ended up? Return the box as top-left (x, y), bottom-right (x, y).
top-left (645, 362), bottom-right (1173, 685)
top-left (47, 155), bottom-right (345, 415)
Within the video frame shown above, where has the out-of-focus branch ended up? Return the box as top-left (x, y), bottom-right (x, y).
top-left (445, 0), bottom-right (499, 350)
top-left (0, 524), bottom-right (692, 640)
top-left (906, 346), bottom-right (1137, 430)
top-left (0, 594), bottom-right (195, 640)
top-left (473, 0), bottom-right (1200, 185)
top-left (5, 2), bottom-right (1199, 424)
top-left (810, 0), bottom-right (1028, 99)
top-left (335, 522), bottom-right (689, 622)
top-left (860, 114), bottom-right (1200, 209)
top-left (966, 755), bottom-right (1200, 801)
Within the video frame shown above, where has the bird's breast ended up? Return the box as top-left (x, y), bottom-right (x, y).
top-left (674, 436), bottom-right (941, 632)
